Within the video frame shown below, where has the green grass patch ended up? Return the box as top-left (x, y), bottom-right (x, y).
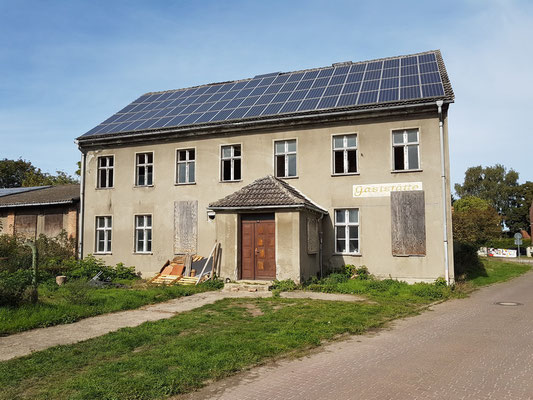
top-left (0, 297), bottom-right (419, 400)
top-left (466, 258), bottom-right (531, 287)
top-left (0, 281), bottom-right (222, 335)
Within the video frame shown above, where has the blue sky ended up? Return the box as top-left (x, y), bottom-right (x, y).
top-left (1, 0), bottom-right (532, 188)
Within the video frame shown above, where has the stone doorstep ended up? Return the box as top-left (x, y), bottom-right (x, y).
top-left (223, 281), bottom-right (273, 293)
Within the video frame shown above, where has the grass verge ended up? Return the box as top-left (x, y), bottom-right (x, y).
top-left (0, 281), bottom-right (222, 335)
top-left (0, 258), bottom-right (529, 399)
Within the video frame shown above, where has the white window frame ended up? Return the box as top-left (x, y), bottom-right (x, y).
top-left (220, 144), bottom-right (242, 182)
top-left (134, 215), bottom-right (152, 254)
top-left (97, 155), bottom-right (114, 188)
top-left (274, 139), bottom-right (297, 178)
top-left (176, 148), bottom-right (196, 185)
top-left (392, 129), bottom-right (420, 171)
top-left (334, 208), bottom-right (360, 255)
top-left (95, 216), bottom-right (112, 254)
top-left (135, 152), bottom-right (154, 186)
top-left (332, 134), bottom-right (358, 175)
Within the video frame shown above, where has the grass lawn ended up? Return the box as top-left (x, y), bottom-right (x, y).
top-left (466, 258), bottom-right (531, 287)
top-left (0, 281), bottom-right (222, 335)
top-left (0, 258), bottom-right (529, 399)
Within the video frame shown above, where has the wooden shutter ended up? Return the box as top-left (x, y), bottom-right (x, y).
top-left (14, 213), bottom-right (37, 239)
top-left (307, 216), bottom-right (319, 254)
top-left (174, 200), bottom-right (198, 254)
top-left (391, 191), bottom-right (426, 256)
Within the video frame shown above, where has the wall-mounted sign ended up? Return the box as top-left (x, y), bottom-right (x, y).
top-left (353, 182), bottom-right (423, 198)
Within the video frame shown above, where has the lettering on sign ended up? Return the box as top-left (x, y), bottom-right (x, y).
top-left (353, 182), bottom-right (423, 198)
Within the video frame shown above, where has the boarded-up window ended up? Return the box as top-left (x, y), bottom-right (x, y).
top-left (14, 214), bottom-right (37, 239)
top-left (44, 213), bottom-right (64, 237)
top-left (391, 191), bottom-right (426, 256)
top-left (174, 200), bottom-right (198, 254)
top-left (307, 216), bottom-right (319, 254)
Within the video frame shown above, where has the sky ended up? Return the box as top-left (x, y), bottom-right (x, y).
top-left (1, 0), bottom-right (532, 189)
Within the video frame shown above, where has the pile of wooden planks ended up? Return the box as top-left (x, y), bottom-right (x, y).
top-left (149, 243), bottom-right (219, 286)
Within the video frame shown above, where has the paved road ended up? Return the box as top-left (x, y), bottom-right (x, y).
top-left (186, 272), bottom-right (533, 400)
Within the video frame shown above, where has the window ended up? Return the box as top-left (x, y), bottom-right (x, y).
top-left (221, 145), bottom-right (241, 181)
top-left (135, 152), bottom-right (153, 186)
top-left (333, 134), bottom-right (357, 174)
top-left (335, 209), bottom-right (359, 254)
top-left (135, 215), bottom-right (152, 253)
top-left (176, 149), bottom-right (195, 184)
top-left (95, 216), bottom-right (112, 253)
top-left (274, 139), bottom-right (297, 178)
top-left (97, 156), bottom-right (114, 188)
top-left (393, 129), bottom-right (419, 171)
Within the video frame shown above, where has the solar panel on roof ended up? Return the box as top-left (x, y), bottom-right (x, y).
top-left (82, 51), bottom-right (450, 137)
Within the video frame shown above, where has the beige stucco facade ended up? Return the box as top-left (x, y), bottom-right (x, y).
top-left (81, 109), bottom-right (454, 283)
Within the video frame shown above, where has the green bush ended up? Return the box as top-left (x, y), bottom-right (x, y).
top-left (198, 279), bottom-right (224, 290)
top-left (0, 269), bottom-right (33, 307)
top-left (271, 279), bottom-right (298, 292)
top-left (64, 256), bottom-right (138, 281)
top-left (61, 280), bottom-right (93, 305)
top-left (484, 237), bottom-right (531, 250)
top-left (454, 242), bottom-right (486, 279)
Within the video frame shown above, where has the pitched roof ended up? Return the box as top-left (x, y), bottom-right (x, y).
top-left (208, 175), bottom-right (327, 214)
top-left (0, 184), bottom-right (80, 208)
top-left (79, 50), bottom-right (454, 142)
top-left (0, 186), bottom-right (50, 197)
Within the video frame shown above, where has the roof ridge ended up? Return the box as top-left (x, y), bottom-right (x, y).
top-left (268, 175), bottom-right (305, 204)
top-left (142, 49), bottom-right (442, 97)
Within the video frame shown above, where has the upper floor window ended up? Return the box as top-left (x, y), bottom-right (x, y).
top-left (274, 139), bottom-right (297, 178)
top-left (221, 145), bottom-right (241, 181)
top-left (95, 216), bottom-right (112, 253)
top-left (135, 152), bottom-right (153, 186)
top-left (333, 134), bottom-right (357, 174)
top-left (393, 129), bottom-right (419, 171)
top-left (335, 209), bottom-right (359, 254)
top-left (177, 149), bottom-right (195, 184)
top-left (97, 156), bottom-right (114, 188)
top-left (135, 215), bottom-right (152, 253)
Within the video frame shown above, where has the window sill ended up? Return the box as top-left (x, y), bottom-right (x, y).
top-left (133, 252), bottom-right (153, 255)
top-left (331, 172), bottom-right (360, 177)
top-left (333, 252), bottom-right (362, 257)
top-left (175, 182), bottom-right (196, 186)
top-left (94, 252), bottom-right (112, 255)
top-left (391, 169), bottom-right (423, 174)
top-left (134, 185), bottom-right (154, 188)
top-left (95, 187), bottom-right (114, 190)
top-left (220, 179), bottom-right (243, 183)
top-left (277, 176), bottom-right (298, 180)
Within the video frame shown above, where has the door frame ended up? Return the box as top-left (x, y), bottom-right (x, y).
top-left (240, 213), bottom-right (276, 280)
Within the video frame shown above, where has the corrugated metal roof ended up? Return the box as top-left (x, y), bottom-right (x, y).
top-left (0, 186), bottom-right (50, 197)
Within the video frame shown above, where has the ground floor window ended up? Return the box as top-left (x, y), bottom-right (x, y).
top-left (95, 216), bottom-right (112, 253)
top-left (334, 209), bottom-right (359, 254)
top-left (135, 215), bottom-right (152, 253)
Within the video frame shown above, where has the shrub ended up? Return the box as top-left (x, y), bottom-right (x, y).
top-left (64, 256), bottom-right (138, 281)
top-left (454, 242), bottom-right (486, 280)
top-left (271, 279), bottom-right (298, 292)
top-left (0, 269), bottom-right (33, 307)
top-left (198, 278), bottom-right (224, 290)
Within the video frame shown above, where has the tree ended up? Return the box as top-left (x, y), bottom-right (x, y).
top-left (0, 158), bottom-right (78, 188)
top-left (452, 196), bottom-right (501, 245)
top-left (505, 181), bottom-right (533, 234)
top-left (0, 159), bottom-right (36, 188)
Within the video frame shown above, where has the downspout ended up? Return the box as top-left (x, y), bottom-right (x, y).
top-left (436, 100), bottom-right (450, 284)
top-left (77, 145), bottom-right (87, 260)
top-left (318, 213), bottom-right (325, 278)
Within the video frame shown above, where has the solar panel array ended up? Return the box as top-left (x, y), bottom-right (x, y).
top-left (83, 51), bottom-right (447, 137)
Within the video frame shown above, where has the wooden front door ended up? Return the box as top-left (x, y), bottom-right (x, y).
top-left (241, 214), bottom-right (276, 280)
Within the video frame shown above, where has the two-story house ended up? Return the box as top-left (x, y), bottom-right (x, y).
top-left (76, 50), bottom-right (455, 283)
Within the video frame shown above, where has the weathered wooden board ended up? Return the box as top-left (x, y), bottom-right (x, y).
top-left (391, 190), bottom-right (426, 256)
top-left (307, 216), bottom-right (319, 254)
top-left (14, 213), bottom-right (37, 239)
top-left (44, 213), bottom-right (63, 237)
top-left (174, 200), bottom-right (198, 254)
